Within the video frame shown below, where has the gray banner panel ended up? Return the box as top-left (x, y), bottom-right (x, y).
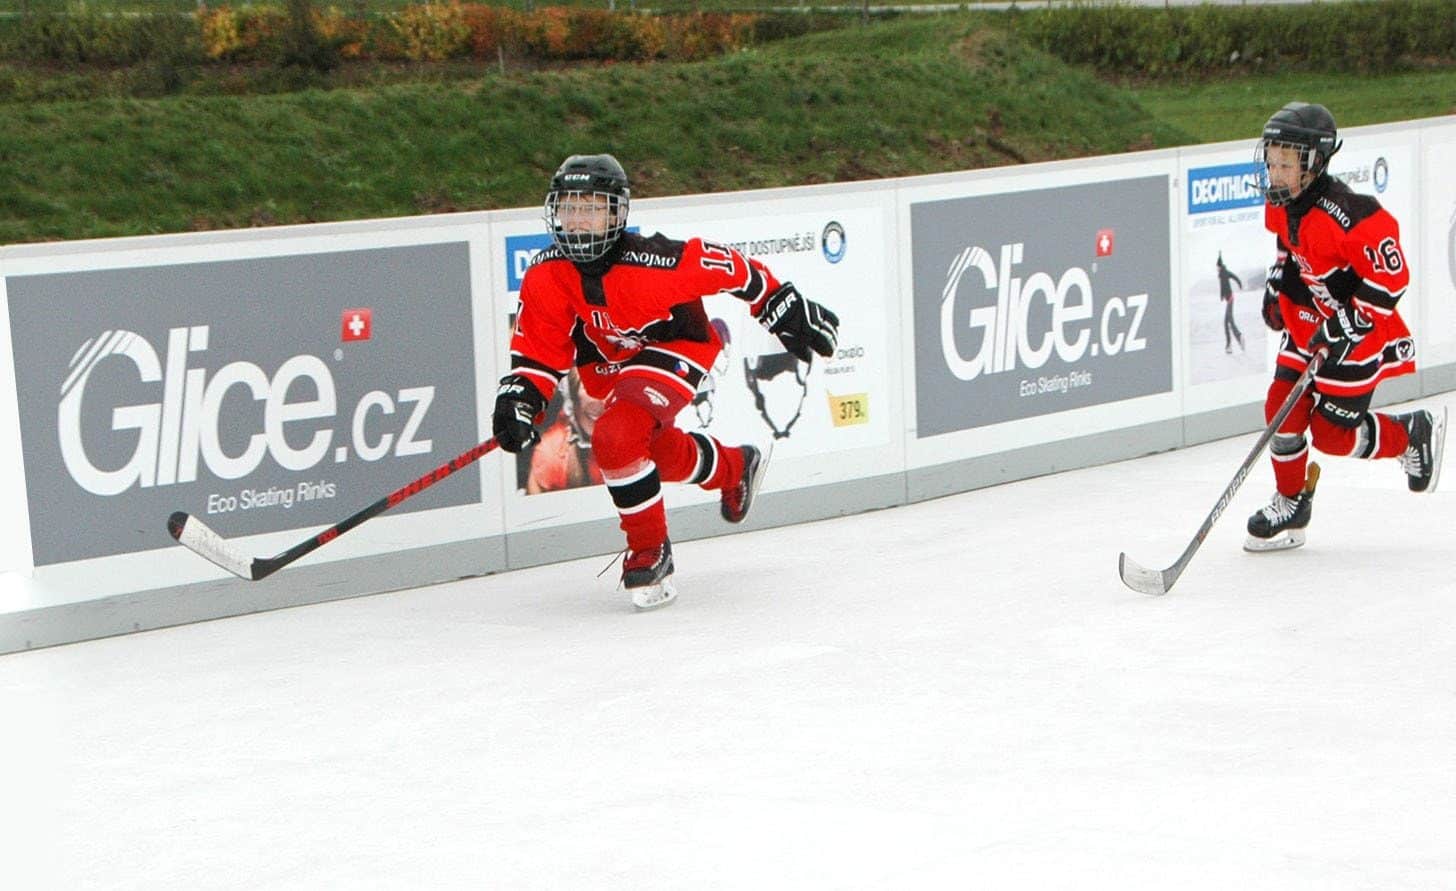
top-left (910, 177), bottom-right (1173, 436)
top-left (6, 244), bottom-right (479, 564)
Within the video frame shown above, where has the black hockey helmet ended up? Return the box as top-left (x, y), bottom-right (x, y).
top-left (1255, 102), bottom-right (1342, 206)
top-left (543, 153), bottom-right (630, 264)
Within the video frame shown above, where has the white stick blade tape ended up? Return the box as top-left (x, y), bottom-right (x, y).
top-left (1118, 553), bottom-right (1169, 596)
top-left (174, 514), bottom-right (255, 580)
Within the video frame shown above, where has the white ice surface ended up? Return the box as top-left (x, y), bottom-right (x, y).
top-left (5, 393), bottom-right (1456, 890)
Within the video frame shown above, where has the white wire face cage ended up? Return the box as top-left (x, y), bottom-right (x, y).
top-left (543, 189), bottom-right (629, 264)
top-left (1254, 138), bottom-right (1321, 207)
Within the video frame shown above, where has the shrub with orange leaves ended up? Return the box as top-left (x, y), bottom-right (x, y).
top-left (388, 1), bottom-right (471, 62)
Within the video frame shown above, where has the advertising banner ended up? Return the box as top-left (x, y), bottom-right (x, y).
top-left (910, 176), bottom-right (1173, 436)
top-left (495, 203), bottom-right (893, 500)
top-left (1419, 126), bottom-right (1456, 364)
top-left (6, 243), bottom-right (479, 565)
top-left (1181, 156), bottom-right (1273, 385)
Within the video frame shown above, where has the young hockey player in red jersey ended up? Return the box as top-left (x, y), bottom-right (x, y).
top-left (493, 154), bottom-right (840, 609)
top-left (1247, 102), bottom-right (1446, 551)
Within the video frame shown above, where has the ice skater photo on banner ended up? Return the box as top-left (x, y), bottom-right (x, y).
top-left (1185, 235), bottom-right (1270, 384)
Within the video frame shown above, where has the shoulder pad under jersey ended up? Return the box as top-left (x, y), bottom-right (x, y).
top-left (613, 231), bottom-right (687, 269)
top-left (1313, 178), bottom-right (1384, 233)
top-left (527, 243), bottom-right (570, 268)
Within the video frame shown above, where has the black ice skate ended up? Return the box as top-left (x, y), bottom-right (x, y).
top-left (1394, 407), bottom-right (1447, 493)
top-left (721, 444), bottom-right (769, 524)
top-left (622, 539), bottom-right (676, 610)
top-left (1245, 462), bottom-right (1320, 552)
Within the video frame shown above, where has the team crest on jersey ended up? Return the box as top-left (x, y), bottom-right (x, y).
top-left (588, 308), bottom-right (672, 353)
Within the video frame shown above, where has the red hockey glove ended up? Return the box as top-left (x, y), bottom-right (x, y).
top-left (1306, 304), bottom-right (1372, 365)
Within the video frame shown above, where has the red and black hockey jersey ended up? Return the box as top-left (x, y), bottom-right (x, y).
top-left (1266, 176), bottom-right (1414, 389)
top-left (510, 231), bottom-right (781, 403)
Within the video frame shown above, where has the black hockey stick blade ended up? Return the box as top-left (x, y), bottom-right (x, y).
top-left (1117, 350), bottom-right (1325, 595)
top-left (167, 437), bottom-right (499, 581)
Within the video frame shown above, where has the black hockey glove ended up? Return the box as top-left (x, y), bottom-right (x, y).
top-left (759, 282), bottom-right (839, 362)
top-left (492, 374), bottom-right (546, 453)
top-left (1261, 266), bottom-right (1285, 332)
top-left (1306, 304), bottom-right (1372, 365)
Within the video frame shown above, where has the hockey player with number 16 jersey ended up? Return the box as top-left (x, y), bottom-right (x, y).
top-left (1247, 101), bottom-right (1447, 551)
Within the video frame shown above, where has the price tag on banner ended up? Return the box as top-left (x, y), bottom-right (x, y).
top-left (827, 393), bottom-right (869, 427)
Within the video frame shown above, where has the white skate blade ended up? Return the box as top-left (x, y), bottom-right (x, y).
top-left (631, 577), bottom-right (678, 611)
top-left (1426, 406), bottom-right (1447, 494)
top-left (1243, 528), bottom-right (1306, 552)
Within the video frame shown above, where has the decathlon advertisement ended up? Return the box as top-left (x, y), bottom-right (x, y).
top-left (910, 176), bottom-right (1172, 436)
top-left (5, 243), bottom-right (478, 565)
top-left (1181, 153), bottom-right (1274, 386)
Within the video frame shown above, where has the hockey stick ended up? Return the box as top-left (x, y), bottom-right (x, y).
top-left (1118, 349), bottom-right (1325, 595)
top-left (167, 438), bottom-right (499, 581)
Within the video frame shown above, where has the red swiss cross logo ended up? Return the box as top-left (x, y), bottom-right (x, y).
top-left (341, 308), bottom-right (372, 342)
top-left (1094, 229), bottom-right (1115, 257)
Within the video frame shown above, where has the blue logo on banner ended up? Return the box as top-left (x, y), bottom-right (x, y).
top-left (1187, 162), bottom-right (1265, 214)
top-left (505, 232), bottom-right (555, 292)
top-left (821, 221), bottom-right (847, 264)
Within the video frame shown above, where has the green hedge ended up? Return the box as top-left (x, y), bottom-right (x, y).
top-left (3, 11), bottom-right (200, 65)
top-left (1011, 0), bottom-right (1456, 76)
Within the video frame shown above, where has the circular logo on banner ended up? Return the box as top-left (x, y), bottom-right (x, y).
top-left (821, 221), bottom-right (847, 264)
top-left (1373, 157), bottom-right (1389, 193)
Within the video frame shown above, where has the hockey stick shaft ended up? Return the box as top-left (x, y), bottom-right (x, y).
top-left (169, 437), bottom-right (499, 581)
top-left (1118, 350), bottom-right (1325, 594)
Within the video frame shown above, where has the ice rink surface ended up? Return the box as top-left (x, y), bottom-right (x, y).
top-left (5, 393), bottom-right (1456, 890)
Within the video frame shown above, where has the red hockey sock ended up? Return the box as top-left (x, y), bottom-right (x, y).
top-left (648, 425), bottom-right (704, 483)
top-left (618, 498), bottom-right (667, 553)
top-left (603, 462), bottom-right (667, 551)
top-left (1272, 449), bottom-right (1309, 497)
top-left (1371, 413), bottom-right (1412, 459)
top-left (648, 428), bottom-right (742, 492)
top-left (702, 439), bottom-right (744, 492)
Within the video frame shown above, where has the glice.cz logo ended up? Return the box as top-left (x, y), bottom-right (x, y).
top-left (59, 325), bottom-right (437, 496)
top-left (938, 242), bottom-right (1149, 381)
